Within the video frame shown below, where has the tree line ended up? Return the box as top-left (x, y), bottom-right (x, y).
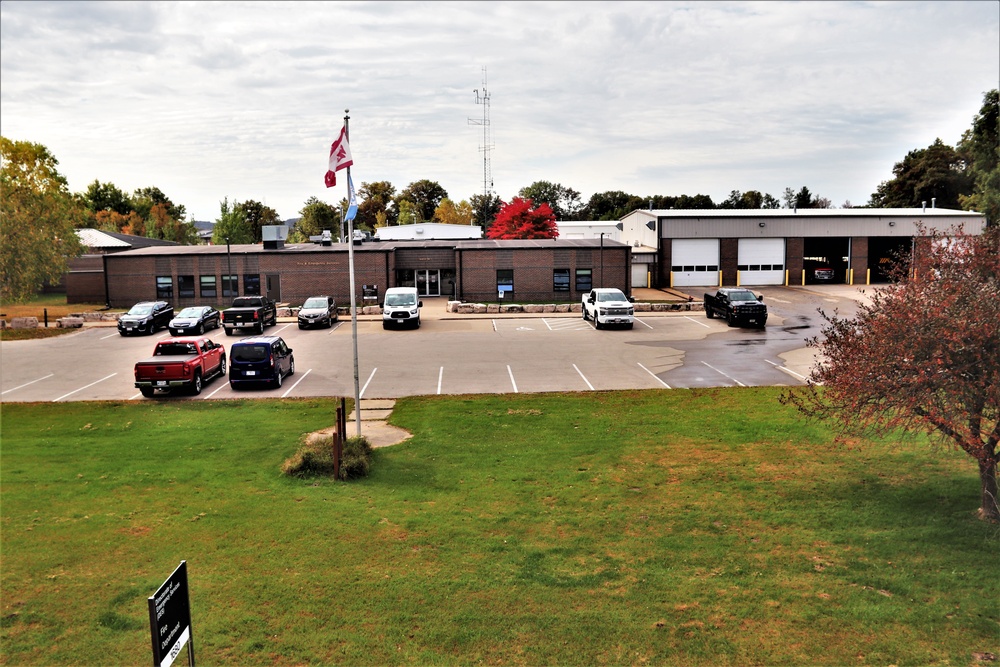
top-left (1, 90), bottom-right (995, 302)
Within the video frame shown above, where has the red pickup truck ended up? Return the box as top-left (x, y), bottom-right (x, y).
top-left (133, 337), bottom-right (227, 397)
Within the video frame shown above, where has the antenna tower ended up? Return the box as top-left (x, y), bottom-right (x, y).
top-left (468, 67), bottom-right (494, 199)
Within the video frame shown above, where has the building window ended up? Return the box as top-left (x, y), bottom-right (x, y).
top-left (575, 269), bottom-right (592, 292)
top-left (553, 269), bottom-right (570, 292)
top-left (222, 274), bottom-right (238, 297)
top-left (497, 269), bottom-right (513, 297)
top-left (244, 274), bottom-right (261, 296)
top-left (178, 275), bottom-right (195, 299)
top-left (155, 276), bottom-right (173, 300)
top-left (200, 275), bottom-right (217, 298)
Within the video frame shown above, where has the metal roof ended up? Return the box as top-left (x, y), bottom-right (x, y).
top-left (76, 228), bottom-right (131, 248)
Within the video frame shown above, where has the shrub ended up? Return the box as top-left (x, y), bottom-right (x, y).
top-left (281, 437), bottom-right (336, 478)
top-left (339, 435), bottom-right (373, 480)
top-left (281, 435), bottom-right (373, 480)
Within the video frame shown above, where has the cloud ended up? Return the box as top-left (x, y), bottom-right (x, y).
top-left (2, 1), bottom-right (997, 220)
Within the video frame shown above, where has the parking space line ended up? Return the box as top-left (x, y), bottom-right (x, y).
top-left (100, 332), bottom-right (120, 340)
top-left (634, 317), bottom-right (653, 329)
top-left (53, 373), bottom-right (117, 402)
top-left (684, 316), bottom-right (711, 329)
top-left (281, 368), bottom-right (311, 398)
top-left (2, 373), bottom-right (54, 395)
top-left (765, 359), bottom-right (809, 382)
top-left (437, 366), bottom-right (444, 394)
top-left (573, 364), bottom-right (595, 390)
top-left (637, 363), bottom-right (670, 388)
top-left (204, 382), bottom-right (228, 399)
top-left (701, 362), bottom-right (746, 387)
top-left (360, 368), bottom-right (377, 398)
top-left (507, 365), bottom-right (518, 393)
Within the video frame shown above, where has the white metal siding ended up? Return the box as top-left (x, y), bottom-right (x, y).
top-left (738, 238), bottom-right (785, 285)
top-left (671, 239), bottom-right (719, 286)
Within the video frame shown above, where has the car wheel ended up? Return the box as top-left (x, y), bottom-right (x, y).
top-left (288, 357), bottom-right (295, 376)
top-left (705, 306), bottom-right (714, 319)
top-left (727, 315), bottom-right (737, 327)
top-left (139, 387), bottom-right (155, 398)
top-left (218, 356), bottom-right (227, 377)
top-left (594, 319), bottom-right (602, 330)
top-left (198, 323), bottom-right (205, 334)
top-left (225, 328), bottom-right (233, 336)
top-left (415, 317), bottom-right (421, 329)
top-left (298, 324), bottom-right (306, 330)
top-left (229, 382), bottom-right (239, 391)
top-left (275, 369), bottom-right (283, 388)
top-left (191, 372), bottom-right (203, 395)
top-left (382, 321), bottom-right (389, 330)
top-left (626, 322), bottom-right (634, 330)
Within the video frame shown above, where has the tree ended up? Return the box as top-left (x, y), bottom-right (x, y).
top-left (132, 186), bottom-right (186, 223)
top-left (0, 137), bottom-right (85, 303)
top-left (82, 180), bottom-right (132, 216)
top-left (211, 198), bottom-right (253, 245)
top-left (394, 179), bottom-right (448, 222)
top-left (672, 193), bottom-right (715, 209)
top-left (782, 225), bottom-right (1000, 522)
top-left (580, 190), bottom-right (642, 220)
top-left (958, 89), bottom-right (1000, 225)
top-left (235, 200), bottom-right (281, 243)
top-left (295, 197), bottom-right (340, 241)
top-left (470, 192), bottom-right (502, 232)
top-left (485, 197), bottom-right (558, 240)
top-left (357, 181), bottom-right (397, 228)
top-left (783, 186), bottom-right (831, 209)
top-left (869, 139), bottom-right (973, 209)
top-left (433, 198), bottom-right (474, 225)
top-left (719, 190), bottom-right (782, 209)
top-left (517, 181), bottom-right (582, 220)
top-left (397, 200), bottom-right (420, 225)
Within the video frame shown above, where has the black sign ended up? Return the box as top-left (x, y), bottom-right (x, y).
top-left (147, 561), bottom-right (194, 667)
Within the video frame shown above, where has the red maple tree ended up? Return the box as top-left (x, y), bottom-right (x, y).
top-left (485, 197), bottom-right (559, 240)
top-left (783, 224), bottom-right (1000, 521)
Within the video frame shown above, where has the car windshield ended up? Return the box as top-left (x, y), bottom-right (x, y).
top-left (232, 345), bottom-right (269, 362)
top-left (302, 298), bottom-right (328, 309)
top-left (597, 291), bottom-right (627, 302)
top-left (386, 294), bottom-right (415, 307)
top-left (127, 304), bottom-right (153, 316)
top-left (176, 308), bottom-right (203, 318)
top-left (730, 291), bottom-right (757, 301)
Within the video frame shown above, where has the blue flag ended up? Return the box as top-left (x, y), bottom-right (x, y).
top-left (346, 172), bottom-right (358, 222)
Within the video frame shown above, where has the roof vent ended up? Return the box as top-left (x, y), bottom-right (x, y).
top-left (931, 198), bottom-right (936, 208)
top-left (922, 201), bottom-right (926, 212)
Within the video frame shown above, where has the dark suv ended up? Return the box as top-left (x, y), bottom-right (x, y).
top-left (228, 336), bottom-right (295, 389)
top-left (118, 301), bottom-right (174, 336)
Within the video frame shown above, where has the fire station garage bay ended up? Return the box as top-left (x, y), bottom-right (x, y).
top-left (618, 207), bottom-right (987, 290)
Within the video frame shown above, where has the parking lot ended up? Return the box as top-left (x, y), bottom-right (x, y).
top-left (0, 286), bottom-right (869, 402)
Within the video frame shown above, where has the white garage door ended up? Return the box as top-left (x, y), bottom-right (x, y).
top-left (738, 238), bottom-right (785, 285)
top-left (671, 239), bottom-right (720, 287)
top-left (631, 263), bottom-right (649, 288)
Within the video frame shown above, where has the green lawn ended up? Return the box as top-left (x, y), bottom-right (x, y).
top-left (1, 389), bottom-right (996, 665)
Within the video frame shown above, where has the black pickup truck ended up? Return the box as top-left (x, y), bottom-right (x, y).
top-left (222, 296), bottom-right (277, 336)
top-left (703, 288), bottom-right (768, 328)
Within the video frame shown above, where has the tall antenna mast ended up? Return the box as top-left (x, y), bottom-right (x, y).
top-left (468, 66), bottom-right (494, 200)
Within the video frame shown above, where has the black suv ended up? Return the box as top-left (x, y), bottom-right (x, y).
top-left (228, 336), bottom-right (295, 389)
top-left (118, 301), bottom-right (174, 336)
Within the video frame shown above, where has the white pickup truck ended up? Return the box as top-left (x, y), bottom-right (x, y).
top-left (581, 288), bottom-right (635, 329)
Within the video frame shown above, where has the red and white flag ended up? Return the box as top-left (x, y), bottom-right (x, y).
top-left (324, 125), bottom-right (353, 188)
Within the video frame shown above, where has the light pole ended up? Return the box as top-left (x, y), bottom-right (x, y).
top-left (224, 236), bottom-right (234, 298)
top-left (599, 232), bottom-right (605, 288)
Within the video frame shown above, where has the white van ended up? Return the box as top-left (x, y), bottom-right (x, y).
top-left (382, 287), bottom-right (422, 329)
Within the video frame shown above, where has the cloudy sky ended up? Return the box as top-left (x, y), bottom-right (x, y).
top-left (2, 1), bottom-right (997, 222)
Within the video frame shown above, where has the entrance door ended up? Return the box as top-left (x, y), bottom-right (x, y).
top-left (415, 270), bottom-right (439, 297)
top-left (266, 274), bottom-right (281, 302)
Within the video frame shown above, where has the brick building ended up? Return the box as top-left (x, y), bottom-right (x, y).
top-left (98, 238), bottom-right (631, 308)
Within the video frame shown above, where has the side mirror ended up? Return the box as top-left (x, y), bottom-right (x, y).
top-left (757, 295), bottom-right (764, 302)
top-left (628, 296), bottom-right (636, 303)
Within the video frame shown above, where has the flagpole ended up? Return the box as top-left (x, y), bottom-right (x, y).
top-left (344, 110), bottom-right (362, 437)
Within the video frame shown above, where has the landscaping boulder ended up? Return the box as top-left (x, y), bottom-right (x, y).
top-left (10, 317), bottom-right (38, 329)
top-left (57, 317), bottom-right (85, 328)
